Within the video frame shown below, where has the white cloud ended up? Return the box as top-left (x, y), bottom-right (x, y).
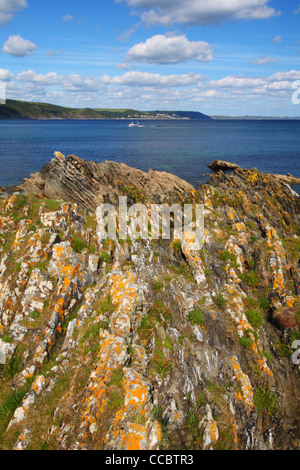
top-left (3, 34), bottom-right (37, 57)
top-left (125, 34), bottom-right (213, 64)
top-left (4, 67), bottom-right (300, 114)
top-left (265, 81), bottom-right (292, 91)
top-left (62, 14), bottom-right (74, 22)
top-left (0, 67), bottom-right (13, 81)
top-left (16, 70), bottom-right (60, 85)
top-left (272, 35), bottom-right (283, 44)
top-left (0, 0), bottom-right (27, 13)
top-left (102, 71), bottom-right (205, 87)
top-left (208, 75), bottom-right (266, 89)
top-left (249, 56), bottom-right (278, 65)
top-left (116, 0), bottom-right (280, 26)
top-left (268, 70), bottom-right (300, 81)
top-left (0, 0), bottom-right (27, 26)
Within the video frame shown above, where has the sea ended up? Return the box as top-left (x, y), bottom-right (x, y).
top-left (0, 119), bottom-right (299, 194)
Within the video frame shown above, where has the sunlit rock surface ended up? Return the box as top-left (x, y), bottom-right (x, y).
top-left (0, 157), bottom-right (299, 450)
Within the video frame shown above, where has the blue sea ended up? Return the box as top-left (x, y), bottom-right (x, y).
top-left (0, 119), bottom-right (299, 193)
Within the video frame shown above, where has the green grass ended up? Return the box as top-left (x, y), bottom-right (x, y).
top-left (153, 280), bottom-right (164, 292)
top-left (98, 252), bottom-right (112, 266)
top-left (254, 385), bottom-right (279, 417)
top-left (282, 237), bottom-right (300, 261)
top-left (212, 293), bottom-right (226, 308)
top-left (0, 100), bottom-right (211, 121)
top-left (149, 300), bottom-right (172, 325)
top-left (153, 404), bottom-right (170, 449)
top-left (106, 367), bottom-right (125, 411)
top-left (245, 309), bottom-right (264, 329)
top-left (96, 294), bottom-right (116, 315)
top-left (151, 351), bottom-right (172, 378)
top-left (29, 310), bottom-right (40, 320)
top-left (15, 195), bottom-right (28, 210)
top-left (258, 297), bottom-right (270, 311)
top-left (219, 250), bottom-right (237, 263)
top-left (150, 337), bottom-right (173, 378)
top-left (44, 199), bottom-right (61, 211)
top-left (239, 335), bottom-right (253, 348)
top-left (188, 308), bottom-right (205, 326)
top-left (71, 237), bottom-right (88, 253)
top-left (168, 263), bottom-right (194, 282)
top-left (238, 270), bottom-right (260, 287)
top-left (0, 386), bottom-right (28, 433)
top-left (172, 240), bottom-right (182, 252)
top-left (82, 323), bottom-right (101, 342)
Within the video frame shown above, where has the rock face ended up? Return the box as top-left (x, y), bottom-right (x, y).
top-left (22, 152), bottom-right (194, 212)
top-left (272, 173), bottom-right (300, 186)
top-left (208, 160), bottom-right (240, 171)
top-left (208, 160), bottom-right (300, 187)
top-left (0, 157), bottom-right (299, 451)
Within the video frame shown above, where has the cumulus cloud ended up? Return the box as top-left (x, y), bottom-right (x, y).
top-left (249, 56), bottom-right (278, 65)
top-left (0, 67), bottom-right (13, 81)
top-left (3, 34), bottom-right (37, 57)
top-left (4, 67), bottom-right (300, 112)
top-left (208, 75), bottom-right (266, 89)
top-left (16, 70), bottom-right (60, 85)
top-left (272, 35), bottom-right (283, 43)
top-left (116, 0), bottom-right (280, 26)
top-left (125, 34), bottom-right (213, 64)
top-left (102, 71), bottom-right (205, 87)
top-left (268, 70), bottom-right (300, 81)
top-left (0, 0), bottom-right (27, 26)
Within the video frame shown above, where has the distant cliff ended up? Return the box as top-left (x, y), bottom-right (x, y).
top-left (0, 154), bottom-right (299, 450)
top-left (0, 100), bottom-right (212, 121)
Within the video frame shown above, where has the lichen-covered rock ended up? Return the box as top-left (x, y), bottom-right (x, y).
top-left (0, 160), bottom-right (299, 451)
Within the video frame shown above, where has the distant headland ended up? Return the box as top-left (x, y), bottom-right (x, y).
top-left (0, 99), bottom-right (212, 121)
top-left (0, 99), bottom-right (299, 120)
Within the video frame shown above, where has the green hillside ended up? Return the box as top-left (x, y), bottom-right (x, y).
top-left (0, 99), bottom-right (212, 120)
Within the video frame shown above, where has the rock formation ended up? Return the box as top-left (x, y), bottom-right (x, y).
top-left (22, 152), bottom-right (194, 212)
top-left (208, 159), bottom-right (300, 186)
top-left (0, 155), bottom-right (299, 451)
top-left (208, 160), bottom-right (240, 171)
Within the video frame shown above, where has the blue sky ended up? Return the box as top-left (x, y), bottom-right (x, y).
top-left (0, 0), bottom-right (299, 115)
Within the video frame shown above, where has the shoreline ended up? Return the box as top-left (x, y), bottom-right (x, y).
top-left (1, 163), bottom-right (300, 197)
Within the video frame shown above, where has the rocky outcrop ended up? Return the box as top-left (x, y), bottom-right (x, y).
top-left (0, 157), bottom-right (299, 451)
top-left (272, 173), bottom-right (300, 186)
top-left (208, 160), bottom-right (300, 187)
top-left (22, 152), bottom-right (194, 212)
top-left (208, 160), bottom-right (240, 171)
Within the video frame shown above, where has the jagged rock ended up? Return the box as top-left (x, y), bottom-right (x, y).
top-left (199, 404), bottom-right (219, 450)
top-left (272, 173), bottom-right (300, 186)
top-left (0, 159), bottom-right (299, 451)
top-left (208, 160), bottom-right (240, 171)
top-left (21, 268), bottom-right (53, 317)
top-left (22, 151), bottom-right (194, 212)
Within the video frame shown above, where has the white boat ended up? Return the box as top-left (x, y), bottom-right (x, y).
top-left (128, 121), bottom-right (144, 127)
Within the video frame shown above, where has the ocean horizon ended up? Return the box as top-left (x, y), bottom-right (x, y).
top-left (0, 118), bottom-right (299, 194)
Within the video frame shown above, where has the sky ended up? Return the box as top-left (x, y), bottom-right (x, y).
top-left (0, 0), bottom-right (299, 116)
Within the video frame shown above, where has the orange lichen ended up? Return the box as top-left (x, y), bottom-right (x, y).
top-left (231, 356), bottom-right (254, 413)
